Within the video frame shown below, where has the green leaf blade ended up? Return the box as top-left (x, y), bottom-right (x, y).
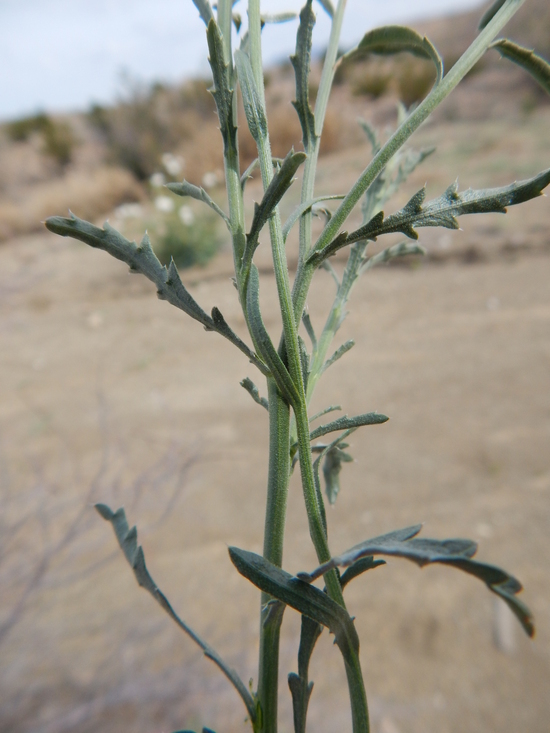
top-left (342, 25), bottom-right (443, 85)
top-left (490, 39), bottom-right (550, 96)
top-left (291, 0), bottom-right (317, 152)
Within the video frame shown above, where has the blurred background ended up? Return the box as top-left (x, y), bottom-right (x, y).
top-left (1, 1), bottom-right (549, 732)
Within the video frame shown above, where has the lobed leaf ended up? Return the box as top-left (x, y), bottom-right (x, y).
top-left (95, 504), bottom-right (257, 722)
top-left (342, 25), bottom-right (443, 85)
top-left (165, 180), bottom-right (230, 227)
top-left (309, 168), bottom-right (550, 264)
top-left (490, 39), bottom-right (550, 96)
top-left (340, 556), bottom-right (386, 589)
top-left (291, 0), bottom-right (317, 152)
top-left (45, 215), bottom-right (268, 375)
top-left (298, 524), bottom-right (534, 637)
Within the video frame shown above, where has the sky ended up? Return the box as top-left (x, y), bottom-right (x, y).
top-left (0, 0), bottom-right (485, 121)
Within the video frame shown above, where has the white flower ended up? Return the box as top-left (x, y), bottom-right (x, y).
top-left (202, 171), bottom-right (219, 189)
top-left (179, 205), bottom-right (195, 226)
top-left (114, 202), bottom-right (144, 219)
top-left (149, 172), bottom-right (166, 188)
top-left (161, 153), bottom-right (184, 177)
top-left (154, 195), bottom-right (175, 213)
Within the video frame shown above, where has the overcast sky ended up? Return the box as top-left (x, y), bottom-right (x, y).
top-left (0, 0), bottom-right (485, 121)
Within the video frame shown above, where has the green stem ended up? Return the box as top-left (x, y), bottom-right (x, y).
top-left (292, 0), bottom-right (527, 324)
top-left (258, 379), bottom-right (291, 733)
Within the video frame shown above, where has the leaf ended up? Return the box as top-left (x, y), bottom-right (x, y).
top-left (45, 215), bottom-right (268, 375)
top-left (490, 39), bottom-right (550, 96)
top-left (342, 25), bottom-right (443, 85)
top-left (321, 440), bottom-right (353, 505)
top-left (309, 405), bottom-right (342, 423)
top-left (298, 335), bottom-right (310, 393)
top-left (242, 149), bottom-right (307, 275)
top-left (246, 265), bottom-right (300, 407)
top-left (228, 546), bottom-right (360, 658)
top-left (340, 556), bottom-right (386, 589)
top-left (240, 376), bottom-right (269, 411)
top-left (320, 339), bottom-right (355, 375)
top-left (207, 19), bottom-right (237, 154)
top-left (283, 194), bottom-right (345, 241)
top-left (302, 310), bottom-right (317, 348)
top-left (234, 48), bottom-right (268, 143)
top-left (191, 0), bottom-right (214, 25)
top-left (291, 0), bottom-right (317, 152)
top-left (315, 0), bottom-right (334, 17)
top-left (95, 504), bottom-right (257, 721)
top-left (479, 0), bottom-right (507, 30)
top-left (261, 11), bottom-right (297, 24)
top-left (165, 180), bottom-right (230, 228)
top-left (310, 411), bottom-right (389, 441)
top-left (298, 524), bottom-right (534, 637)
top-left (360, 242), bottom-right (427, 273)
top-left (288, 615), bottom-right (323, 733)
top-left (309, 168), bottom-right (550, 264)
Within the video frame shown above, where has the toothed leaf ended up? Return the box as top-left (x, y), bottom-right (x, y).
top-left (299, 525), bottom-right (534, 637)
top-left (95, 504), bottom-right (257, 720)
top-left (310, 168), bottom-right (550, 264)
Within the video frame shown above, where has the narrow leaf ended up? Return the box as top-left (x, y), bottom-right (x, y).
top-left (45, 215), bottom-right (267, 375)
top-left (302, 310), bottom-right (317, 348)
top-left (243, 149), bottom-right (307, 274)
top-left (288, 615), bottom-right (323, 733)
top-left (479, 0), bottom-right (507, 30)
top-left (235, 48), bottom-right (268, 143)
top-left (191, 0), bottom-right (214, 25)
top-left (310, 412), bottom-right (388, 441)
top-left (207, 19), bottom-right (237, 153)
top-left (299, 525), bottom-right (534, 637)
top-left (309, 405), bottom-right (342, 423)
top-left (165, 181), bottom-right (230, 227)
top-left (340, 556), bottom-right (386, 589)
top-left (246, 265), bottom-right (300, 406)
top-left (320, 339), bottom-right (355, 375)
top-left (291, 0), bottom-right (317, 152)
top-left (283, 194), bottom-right (344, 241)
top-left (240, 376), bottom-right (269, 410)
top-left (490, 39), bottom-right (550, 96)
top-left (95, 505), bottom-right (257, 721)
top-left (315, 0), bottom-right (334, 17)
top-left (360, 242), bottom-right (426, 272)
top-left (228, 546), bottom-right (360, 658)
top-left (342, 25), bottom-right (443, 85)
top-left (261, 12), bottom-right (297, 24)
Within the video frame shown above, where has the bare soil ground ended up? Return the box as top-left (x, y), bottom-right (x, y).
top-left (1, 107), bottom-right (550, 733)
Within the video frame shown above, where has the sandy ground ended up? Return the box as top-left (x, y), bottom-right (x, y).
top-left (1, 116), bottom-right (550, 733)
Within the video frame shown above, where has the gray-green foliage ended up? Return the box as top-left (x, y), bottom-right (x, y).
top-left (45, 1), bottom-right (549, 732)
